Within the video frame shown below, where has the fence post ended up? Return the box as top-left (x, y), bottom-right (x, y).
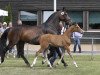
top-left (91, 38), bottom-right (94, 60)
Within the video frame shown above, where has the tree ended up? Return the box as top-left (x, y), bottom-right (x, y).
top-left (3, 3), bottom-right (12, 25)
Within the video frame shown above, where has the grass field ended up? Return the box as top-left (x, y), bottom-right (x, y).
top-left (0, 55), bottom-right (100, 75)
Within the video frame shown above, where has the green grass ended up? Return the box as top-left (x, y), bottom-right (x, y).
top-left (0, 55), bottom-right (100, 75)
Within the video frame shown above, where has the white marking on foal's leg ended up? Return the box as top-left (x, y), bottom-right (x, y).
top-left (57, 52), bottom-right (64, 65)
top-left (44, 49), bottom-right (52, 68)
top-left (73, 61), bottom-right (78, 67)
top-left (31, 57), bottom-right (37, 67)
top-left (46, 58), bottom-right (52, 68)
top-left (46, 52), bottom-right (52, 67)
top-left (13, 53), bottom-right (16, 58)
top-left (57, 57), bottom-right (63, 65)
top-left (42, 59), bottom-right (46, 64)
top-left (0, 57), bottom-right (1, 64)
top-left (57, 60), bottom-right (61, 65)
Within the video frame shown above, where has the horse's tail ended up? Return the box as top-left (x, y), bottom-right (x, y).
top-left (0, 28), bottom-right (10, 51)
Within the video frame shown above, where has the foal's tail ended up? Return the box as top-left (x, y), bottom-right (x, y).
top-left (0, 28), bottom-right (10, 51)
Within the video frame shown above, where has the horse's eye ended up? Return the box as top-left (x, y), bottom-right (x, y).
top-left (61, 12), bottom-right (64, 15)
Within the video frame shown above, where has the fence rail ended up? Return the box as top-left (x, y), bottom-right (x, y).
top-left (24, 37), bottom-right (100, 59)
top-left (81, 37), bottom-right (100, 60)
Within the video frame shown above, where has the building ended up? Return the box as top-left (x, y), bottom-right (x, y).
top-left (0, 0), bottom-right (100, 43)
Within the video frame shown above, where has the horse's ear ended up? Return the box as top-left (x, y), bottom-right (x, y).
top-left (61, 7), bottom-right (67, 15)
top-left (62, 7), bottom-right (67, 11)
top-left (72, 22), bottom-right (77, 25)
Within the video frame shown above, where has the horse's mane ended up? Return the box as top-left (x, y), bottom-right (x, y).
top-left (14, 11), bottom-right (60, 34)
top-left (44, 12), bottom-right (57, 24)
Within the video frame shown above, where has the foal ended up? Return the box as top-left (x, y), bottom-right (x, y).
top-left (31, 24), bottom-right (84, 68)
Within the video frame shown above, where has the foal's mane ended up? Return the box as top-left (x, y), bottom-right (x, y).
top-left (63, 25), bottom-right (75, 38)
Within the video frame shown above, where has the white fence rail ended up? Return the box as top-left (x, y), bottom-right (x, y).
top-left (81, 37), bottom-right (100, 60)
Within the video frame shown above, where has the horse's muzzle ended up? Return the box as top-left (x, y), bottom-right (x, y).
top-left (80, 29), bottom-right (84, 34)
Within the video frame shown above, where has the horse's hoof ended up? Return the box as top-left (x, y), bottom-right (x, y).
top-left (47, 65), bottom-right (53, 68)
top-left (55, 63), bottom-right (59, 67)
top-left (50, 67), bottom-right (53, 69)
top-left (63, 63), bottom-right (68, 68)
top-left (47, 65), bottom-right (50, 67)
top-left (29, 66), bottom-right (33, 68)
top-left (49, 66), bottom-right (53, 69)
top-left (27, 64), bottom-right (31, 67)
top-left (16, 55), bottom-right (21, 58)
top-left (53, 65), bottom-right (57, 68)
top-left (30, 65), bottom-right (33, 68)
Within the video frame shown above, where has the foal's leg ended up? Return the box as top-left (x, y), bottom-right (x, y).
top-left (48, 47), bottom-right (67, 67)
top-left (31, 47), bottom-right (52, 68)
top-left (31, 48), bottom-right (43, 67)
top-left (48, 47), bottom-right (58, 66)
top-left (43, 49), bottom-right (52, 68)
top-left (64, 46), bottom-right (78, 67)
top-left (56, 48), bottom-right (65, 65)
top-left (56, 47), bottom-right (68, 67)
top-left (16, 41), bottom-right (30, 67)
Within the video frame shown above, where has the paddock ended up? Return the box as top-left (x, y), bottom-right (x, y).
top-left (0, 43), bottom-right (100, 75)
top-left (9, 43), bottom-right (100, 59)
top-left (0, 55), bottom-right (100, 75)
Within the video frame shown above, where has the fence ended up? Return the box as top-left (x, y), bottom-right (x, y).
top-left (81, 37), bottom-right (100, 60)
top-left (11, 37), bottom-right (100, 60)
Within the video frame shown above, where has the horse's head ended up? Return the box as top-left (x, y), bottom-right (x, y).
top-left (58, 7), bottom-right (72, 25)
top-left (71, 23), bottom-right (84, 33)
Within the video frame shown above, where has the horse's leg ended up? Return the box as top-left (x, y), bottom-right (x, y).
top-left (48, 47), bottom-right (58, 66)
top-left (1, 41), bottom-right (16, 63)
top-left (16, 42), bottom-right (24, 58)
top-left (31, 45), bottom-right (52, 68)
top-left (42, 50), bottom-right (50, 64)
top-left (0, 33), bottom-right (21, 63)
top-left (44, 49), bottom-right (53, 68)
top-left (56, 47), bottom-right (68, 67)
top-left (56, 48), bottom-right (65, 65)
top-left (31, 47), bottom-right (47, 67)
top-left (42, 49), bottom-right (53, 64)
top-left (64, 46), bottom-right (78, 67)
top-left (49, 47), bottom-right (67, 67)
top-left (12, 46), bottom-right (16, 58)
top-left (0, 54), bottom-right (5, 63)
top-left (42, 50), bottom-right (53, 67)
top-left (31, 48), bottom-right (43, 67)
top-left (16, 41), bottom-right (30, 67)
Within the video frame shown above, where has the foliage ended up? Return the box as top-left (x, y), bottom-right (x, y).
top-left (3, 3), bottom-right (12, 24)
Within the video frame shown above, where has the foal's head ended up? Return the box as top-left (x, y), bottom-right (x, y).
top-left (70, 23), bottom-right (84, 33)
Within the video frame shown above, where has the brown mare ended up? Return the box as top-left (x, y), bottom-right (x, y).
top-left (0, 8), bottom-right (72, 67)
top-left (31, 23), bottom-right (84, 68)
